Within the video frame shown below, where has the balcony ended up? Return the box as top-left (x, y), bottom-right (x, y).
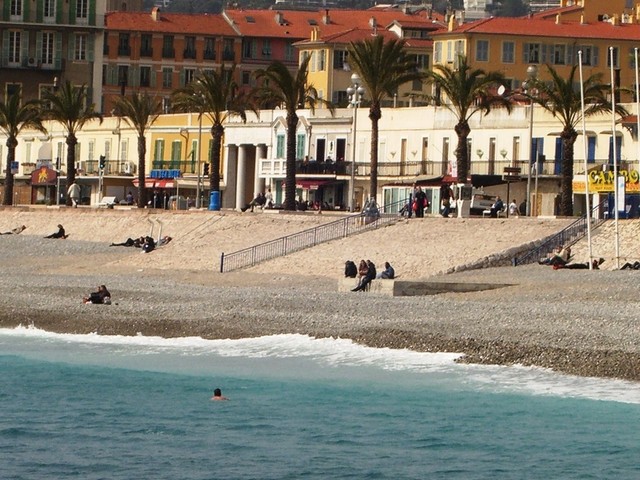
top-left (78, 160), bottom-right (137, 176)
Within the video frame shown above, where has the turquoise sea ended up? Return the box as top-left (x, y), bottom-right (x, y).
top-left (2, 327), bottom-right (640, 479)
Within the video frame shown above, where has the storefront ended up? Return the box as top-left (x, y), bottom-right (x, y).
top-left (573, 167), bottom-right (640, 218)
top-left (30, 166), bottom-right (59, 205)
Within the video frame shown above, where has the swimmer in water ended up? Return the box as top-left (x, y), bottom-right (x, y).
top-left (211, 388), bottom-right (228, 401)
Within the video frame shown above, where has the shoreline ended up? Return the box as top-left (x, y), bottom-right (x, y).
top-left (2, 211), bottom-right (640, 382)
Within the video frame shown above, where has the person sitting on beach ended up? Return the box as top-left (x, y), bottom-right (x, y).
top-left (352, 260), bottom-right (376, 292)
top-left (539, 246), bottom-right (571, 267)
top-left (211, 388), bottom-right (228, 401)
top-left (353, 259), bottom-right (368, 288)
top-left (490, 196), bottom-right (504, 218)
top-left (620, 261), bottom-right (640, 270)
top-left (344, 260), bottom-right (357, 278)
top-left (377, 262), bottom-right (395, 279)
top-left (142, 236), bottom-right (156, 253)
top-left (45, 224), bottom-right (67, 239)
top-left (110, 236), bottom-right (145, 247)
top-left (249, 192), bottom-right (266, 212)
top-left (83, 285), bottom-right (111, 304)
top-left (0, 225), bottom-right (26, 235)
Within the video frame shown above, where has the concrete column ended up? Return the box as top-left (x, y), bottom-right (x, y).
top-left (254, 144), bottom-right (267, 195)
top-left (236, 144), bottom-right (248, 211)
top-left (223, 144), bottom-right (238, 209)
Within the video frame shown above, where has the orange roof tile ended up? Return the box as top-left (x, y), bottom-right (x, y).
top-left (106, 10), bottom-right (236, 35)
top-left (295, 28), bottom-right (432, 48)
top-left (433, 16), bottom-right (640, 41)
top-left (222, 8), bottom-right (440, 39)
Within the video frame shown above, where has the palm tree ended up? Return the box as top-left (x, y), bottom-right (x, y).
top-left (0, 94), bottom-right (47, 205)
top-left (424, 55), bottom-right (511, 185)
top-left (255, 57), bottom-right (333, 211)
top-left (172, 65), bottom-right (256, 203)
top-left (112, 93), bottom-right (162, 208)
top-left (41, 81), bottom-right (102, 206)
top-left (347, 36), bottom-right (423, 199)
top-left (524, 64), bottom-right (628, 216)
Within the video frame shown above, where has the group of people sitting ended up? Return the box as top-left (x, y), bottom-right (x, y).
top-left (83, 285), bottom-right (111, 304)
top-left (345, 259), bottom-right (395, 292)
top-left (110, 235), bottom-right (172, 253)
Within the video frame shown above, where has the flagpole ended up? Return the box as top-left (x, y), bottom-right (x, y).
top-left (635, 48), bottom-right (640, 177)
top-left (578, 51), bottom-right (593, 270)
top-left (610, 46), bottom-right (620, 269)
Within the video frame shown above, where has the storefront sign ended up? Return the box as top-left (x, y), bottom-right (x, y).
top-left (30, 166), bottom-right (57, 186)
top-left (573, 168), bottom-right (640, 193)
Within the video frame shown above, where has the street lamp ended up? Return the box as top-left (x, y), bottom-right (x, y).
top-left (522, 64), bottom-right (538, 216)
top-left (347, 73), bottom-right (365, 212)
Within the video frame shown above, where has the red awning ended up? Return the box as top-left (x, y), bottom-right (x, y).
top-left (290, 180), bottom-right (330, 190)
top-left (132, 178), bottom-right (156, 188)
top-left (132, 179), bottom-right (175, 188)
top-left (155, 179), bottom-right (174, 189)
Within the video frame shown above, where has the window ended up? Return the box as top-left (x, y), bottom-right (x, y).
top-left (118, 65), bottom-right (129, 87)
top-left (75, 34), bottom-right (88, 61)
top-left (154, 139), bottom-right (165, 161)
top-left (183, 68), bottom-right (196, 86)
top-left (184, 36), bottom-right (196, 59)
top-left (262, 39), bottom-right (271, 58)
top-left (140, 34), bottom-right (152, 57)
top-left (8, 31), bottom-right (21, 64)
top-left (502, 42), bottom-right (515, 63)
top-left (140, 66), bottom-right (151, 87)
top-left (242, 71), bottom-right (250, 86)
top-left (76, 0), bottom-right (88, 20)
top-left (607, 46), bottom-right (619, 68)
top-left (162, 68), bottom-right (172, 88)
top-left (285, 42), bottom-right (295, 62)
top-left (118, 33), bottom-right (130, 56)
top-left (577, 45), bottom-right (598, 66)
top-left (553, 44), bottom-right (566, 65)
top-left (414, 54), bottom-right (429, 70)
top-left (434, 42), bottom-right (442, 63)
top-left (243, 39), bottom-right (256, 59)
top-left (44, 0), bottom-right (55, 18)
top-left (446, 41), bottom-right (453, 62)
top-left (41, 32), bottom-right (54, 65)
top-left (10, 0), bottom-right (22, 17)
top-left (317, 50), bottom-right (326, 71)
top-left (162, 36), bottom-right (175, 58)
top-left (223, 38), bottom-right (234, 61)
top-left (524, 43), bottom-right (541, 64)
top-left (276, 135), bottom-right (285, 158)
top-left (204, 37), bottom-right (215, 60)
top-left (296, 134), bottom-right (306, 160)
top-left (334, 50), bottom-right (349, 69)
top-left (476, 40), bottom-right (489, 62)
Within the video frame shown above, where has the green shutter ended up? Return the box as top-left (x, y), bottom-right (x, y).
top-left (130, 65), bottom-right (139, 87)
top-left (23, 0), bottom-right (31, 21)
top-left (54, 32), bottom-right (62, 69)
top-left (21, 30), bottom-right (29, 67)
top-left (150, 67), bottom-right (157, 87)
top-left (36, 0), bottom-right (43, 22)
top-left (108, 64), bottom-right (117, 85)
top-left (68, 34), bottom-right (76, 61)
top-left (276, 135), bottom-right (285, 158)
top-left (1, 31), bottom-right (9, 67)
top-left (69, 0), bottom-right (76, 24)
top-left (89, 0), bottom-right (96, 25)
top-left (2, 0), bottom-right (10, 21)
top-left (56, 0), bottom-right (63, 23)
top-left (35, 32), bottom-right (42, 63)
top-left (87, 34), bottom-right (94, 61)
top-left (296, 134), bottom-right (305, 159)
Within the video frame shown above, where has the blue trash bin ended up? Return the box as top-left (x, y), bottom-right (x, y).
top-left (209, 191), bottom-right (220, 211)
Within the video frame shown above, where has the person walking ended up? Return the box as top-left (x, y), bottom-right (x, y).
top-left (440, 183), bottom-right (454, 218)
top-left (67, 182), bottom-right (81, 208)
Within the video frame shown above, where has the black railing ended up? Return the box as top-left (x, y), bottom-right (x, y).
top-left (512, 200), bottom-right (608, 266)
top-left (220, 199), bottom-right (405, 273)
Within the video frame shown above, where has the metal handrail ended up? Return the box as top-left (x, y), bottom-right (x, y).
top-left (220, 198), bottom-right (406, 273)
top-left (512, 200), bottom-right (608, 266)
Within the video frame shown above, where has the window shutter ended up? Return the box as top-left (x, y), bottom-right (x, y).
top-left (21, 29), bottom-right (29, 67)
top-left (150, 67), bottom-right (157, 87)
top-left (629, 47), bottom-right (635, 68)
top-left (1, 31), bottom-right (9, 67)
top-left (130, 65), bottom-right (139, 87)
top-left (56, 0), bottom-right (63, 23)
top-left (89, 0), bottom-right (95, 24)
top-left (566, 45), bottom-right (573, 65)
top-left (87, 34), bottom-right (94, 61)
top-left (69, 0), bottom-right (76, 24)
top-left (68, 34), bottom-right (76, 60)
top-left (179, 69), bottom-right (185, 87)
top-left (541, 44), bottom-right (547, 63)
top-left (23, 0), bottom-right (31, 21)
top-left (36, 0), bottom-right (43, 22)
top-left (35, 32), bottom-right (42, 63)
top-left (592, 46), bottom-right (599, 66)
top-left (2, 0), bottom-right (10, 21)
top-left (251, 40), bottom-right (257, 59)
top-left (108, 64), bottom-right (118, 85)
top-left (54, 32), bottom-right (62, 69)
top-left (522, 43), bottom-right (529, 63)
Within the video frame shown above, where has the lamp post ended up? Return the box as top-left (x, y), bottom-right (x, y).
top-left (523, 65), bottom-right (538, 216)
top-left (347, 73), bottom-right (365, 212)
top-left (196, 110), bottom-right (203, 208)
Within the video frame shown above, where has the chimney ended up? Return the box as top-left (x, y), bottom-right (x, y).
top-left (310, 27), bottom-right (319, 41)
top-left (580, 14), bottom-right (585, 24)
top-left (322, 9), bottom-right (330, 25)
top-left (637, 4), bottom-right (640, 21)
top-left (369, 16), bottom-right (377, 29)
top-left (611, 14), bottom-right (619, 25)
top-left (151, 6), bottom-right (161, 21)
top-left (447, 13), bottom-right (455, 31)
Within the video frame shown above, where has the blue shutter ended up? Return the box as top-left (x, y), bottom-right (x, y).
top-left (587, 136), bottom-right (596, 163)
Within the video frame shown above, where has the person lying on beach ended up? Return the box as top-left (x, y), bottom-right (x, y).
top-left (539, 246), bottom-right (571, 266)
top-left (553, 258), bottom-right (604, 270)
top-left (620, 261), bottom-right (640, 270)
top-left (110, 236), bottom-right (145, 248)
top-left (0, 225), bottom-right (26, 235)
top-left (157, 236), bottom-right (172, 247)
top-left (211, 388), bottom-right (228, 401)
top-left (44, 224), bottom-right (67, 239)
top-left (83, 285), bottom-right (111, 304)
top-left (142, 236), bottom-right (156, 253)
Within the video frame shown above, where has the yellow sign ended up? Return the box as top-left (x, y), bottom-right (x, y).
top-left (573, 169), bottom-right (640, 193)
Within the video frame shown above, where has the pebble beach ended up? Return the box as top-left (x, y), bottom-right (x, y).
top-left (1, 207), bottom-right (640, 382)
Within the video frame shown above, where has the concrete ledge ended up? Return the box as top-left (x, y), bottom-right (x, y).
top-left (339, 277), bottom-right (512, 297)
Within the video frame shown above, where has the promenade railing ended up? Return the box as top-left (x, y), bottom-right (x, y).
top-left (220, 199), bottom-right (405, 273)
top-left (512, 201), bottom-right (607, 266)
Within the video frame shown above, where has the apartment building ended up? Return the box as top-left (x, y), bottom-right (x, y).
top-left (0, 0), bottom-right (105, 104)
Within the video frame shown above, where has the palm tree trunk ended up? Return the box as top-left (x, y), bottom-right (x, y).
top-left (284, 111), bottom-right (298, 211)
top-left (454, 121), bottom-right (470, 184)
top-left (560, 130), bottom-right (578, 216)
top-left (3, 138), bottom-right (17, 206)
top-left (65, 135), bottom-right (77, 206)
top-left (137, 135), bottom-right (147, 208)
top-left (210, 124), bottom-right (224, 192)
top-left (369, 104), bottom-right (381, 201)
